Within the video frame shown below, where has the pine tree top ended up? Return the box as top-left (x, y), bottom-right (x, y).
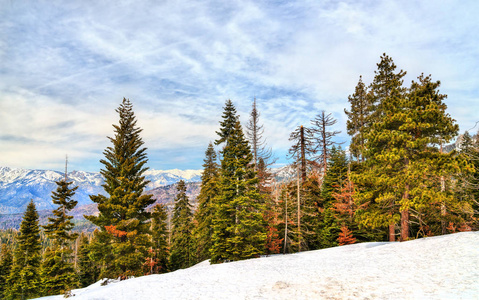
top-left (43, 179), bottom-right (79, 244)
top-left (215, 99), bottom-right (238, 146)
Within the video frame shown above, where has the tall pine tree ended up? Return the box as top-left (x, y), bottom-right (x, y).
top-left (193, 142), bottom-right (219, 262)
top-left (77, 233), bottom-right (96, 288)
top-left (344, 76), bottom-right (369, 162)
top-left (169, 180), bottom-right (195, 270)
top-left (85, 98), bottom-right (155, 277)
top-left (5, 200), bottom-right (41, 300)
top-left (41, 171), bottom-right (79, 296)
top-left (0, 244), bottom-right (13, 299)
top-left (150, 204), bottom-right (169, 274)
top-left (211, 101), bottom-right (266, 263)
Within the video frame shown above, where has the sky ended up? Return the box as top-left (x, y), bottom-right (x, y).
top-left (1, 0), bottom-right (479, 172)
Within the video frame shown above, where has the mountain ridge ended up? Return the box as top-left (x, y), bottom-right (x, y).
top-left (0, 166), bottom-right (202, 214)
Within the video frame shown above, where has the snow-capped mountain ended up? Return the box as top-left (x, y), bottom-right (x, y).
top-left (0, 166), bottom-right (202, 214)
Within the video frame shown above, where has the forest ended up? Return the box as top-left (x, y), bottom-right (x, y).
top-left (0, 53), bottom-right (477, 299)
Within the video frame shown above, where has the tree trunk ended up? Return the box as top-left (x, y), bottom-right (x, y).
top-left (297, 162), bottom-right (301, 252)
top-left (389, 222), bottom-right (395, 242)
top-left (400, 184), bottom-right (410, 241)
top-left (440, 144), bottom-right (446, 235)
top-left (400, 208), bottom-right (409, 241)
top-left (300, 126), bottom-right (306, 182)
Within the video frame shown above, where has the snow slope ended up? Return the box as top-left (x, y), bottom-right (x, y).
top-left (38, 231), bottom-right (479, 299)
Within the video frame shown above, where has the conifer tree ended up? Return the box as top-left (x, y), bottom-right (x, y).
top-left (301, 171), bottom-right (322, 250)
top-left (352, 54), bottom-right (407, 241)
top-left (354, 67), bottom-right (461, 241)
top-left (276, 181), bottom-right (301, 253)
top-left (5, 200), bottom-right (41, 300)
top-left (244, 99), bottom-right (280, 255)
top-left (85, 98), bottom-right (155, 278)
top-left (211, 101), bottom-right (266, 263)
top-left (0, 244), bottom-right (13, 299)
top-left (169, 180), bottom-right (195, 270)
top-left (193, 142), bottom-right (219, 262)
top-left (344, 76), bottom-right (369, 162)
top-left (337, 226), bottom-right (356, 246)
top-left (77, 233), bottom-right (96, 288)
top-left (150, 204), bottom-right (169, 274)
top-left (368, 53), bottom-right (407, 121)
top-left (215, 99), bottom-right (238, 146)
top-left (316, 147), bottom-right (347, 248)
top-left (41, 173), bottom-right (79, 296)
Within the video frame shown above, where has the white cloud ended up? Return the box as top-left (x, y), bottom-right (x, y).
top-left (1, 0), bottom-right (478, 170)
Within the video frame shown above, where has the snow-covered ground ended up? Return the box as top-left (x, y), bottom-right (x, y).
top-left (39, 231), bottom-right (479, 299)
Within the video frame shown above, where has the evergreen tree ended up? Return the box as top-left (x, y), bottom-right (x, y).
top-left (337, 226), bottom-right (356, 246)
top-left (169, 180), bottom-right (195, 270)
top-left (77, 233), bottom-right (96, 288)
top-left (85, 98), bottom-right (155, 278)
top-left (150, 204), bottom-right (169, 274)
top-left (354, 69), bottom-right (461, 241)
top-left (5, 200), bottom-right (41, 300)
top-left (215, 99), bottom-right (238, 146)
top-left (193, 143), bottom-right (219, 262)
top-left (211, 101), bottom-right (266, 263)
top-left (352, 54), bottom-right (407, 241)
top-left (316, 147), bottom-right (347, 249)
top-left (367, 53), bottom-right (407, 122)
top-left (301, 171), bottom-right (322, 250)
top-left (0, 244), bottom-right (13, 299)
top-left (41, 175), bottom-right (79, 296)
top-left (344, 76), bottom-right (369, 162)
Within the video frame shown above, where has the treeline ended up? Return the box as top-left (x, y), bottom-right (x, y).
top-left (0, 54), bottom-right (478, 298)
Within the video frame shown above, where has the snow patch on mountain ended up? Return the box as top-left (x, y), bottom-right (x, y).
top-left (0, 166), bottom-right (202, 214)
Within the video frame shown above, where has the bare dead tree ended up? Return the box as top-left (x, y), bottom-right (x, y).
top-left (245, 98), bottom-right (275, 171)
top-left (288, 125), bottom-right (315, 183)
top-left (310, 111), bottom-right (341, 177)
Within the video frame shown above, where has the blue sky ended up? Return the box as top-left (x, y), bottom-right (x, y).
top-left (1, 0), bottom-right (478, 172)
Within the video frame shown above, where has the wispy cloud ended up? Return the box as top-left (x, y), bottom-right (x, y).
top-left (1, 0), bottom-right (478, 171)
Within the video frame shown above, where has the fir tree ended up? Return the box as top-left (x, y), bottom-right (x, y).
top-left (169, 180), bottom-right (195, 270)
top-left (301, 172), bottom-right (322, 250)
top-left (85, 98), bottom-right (155, 278)
top-left (0, 244), bottom-right (13, 299)
top-left (211, 101), bottom-right (266, 263)
top-left (317, 146), bottom-right (347, 248)
top-left (5, 200), bottom-right (41, 300)
top-left (150, 204), bottom-right (169, 274)
top-left (193, 143), bottom-right (219, 262)
top-left (41, 174), bottom-right (79, 296)
top-left (77, 233), bottom-right (96, 288)
top-left (458, 131), bottom-right (479, 206)
top-left (337, 226), bottom-right (356, 246)
top-left (215, 99), bottom-right (238, 146)
top-left (344, 76), bottom-right (369, 162)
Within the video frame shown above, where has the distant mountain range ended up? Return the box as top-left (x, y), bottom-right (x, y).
top-left (0, 166), bottom-right (202, 214)
top-left (0, 164), bottom-right (294, 223)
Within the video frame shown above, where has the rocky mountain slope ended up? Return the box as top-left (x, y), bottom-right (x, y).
top-left (0, 166), bottom-right (202, 214)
